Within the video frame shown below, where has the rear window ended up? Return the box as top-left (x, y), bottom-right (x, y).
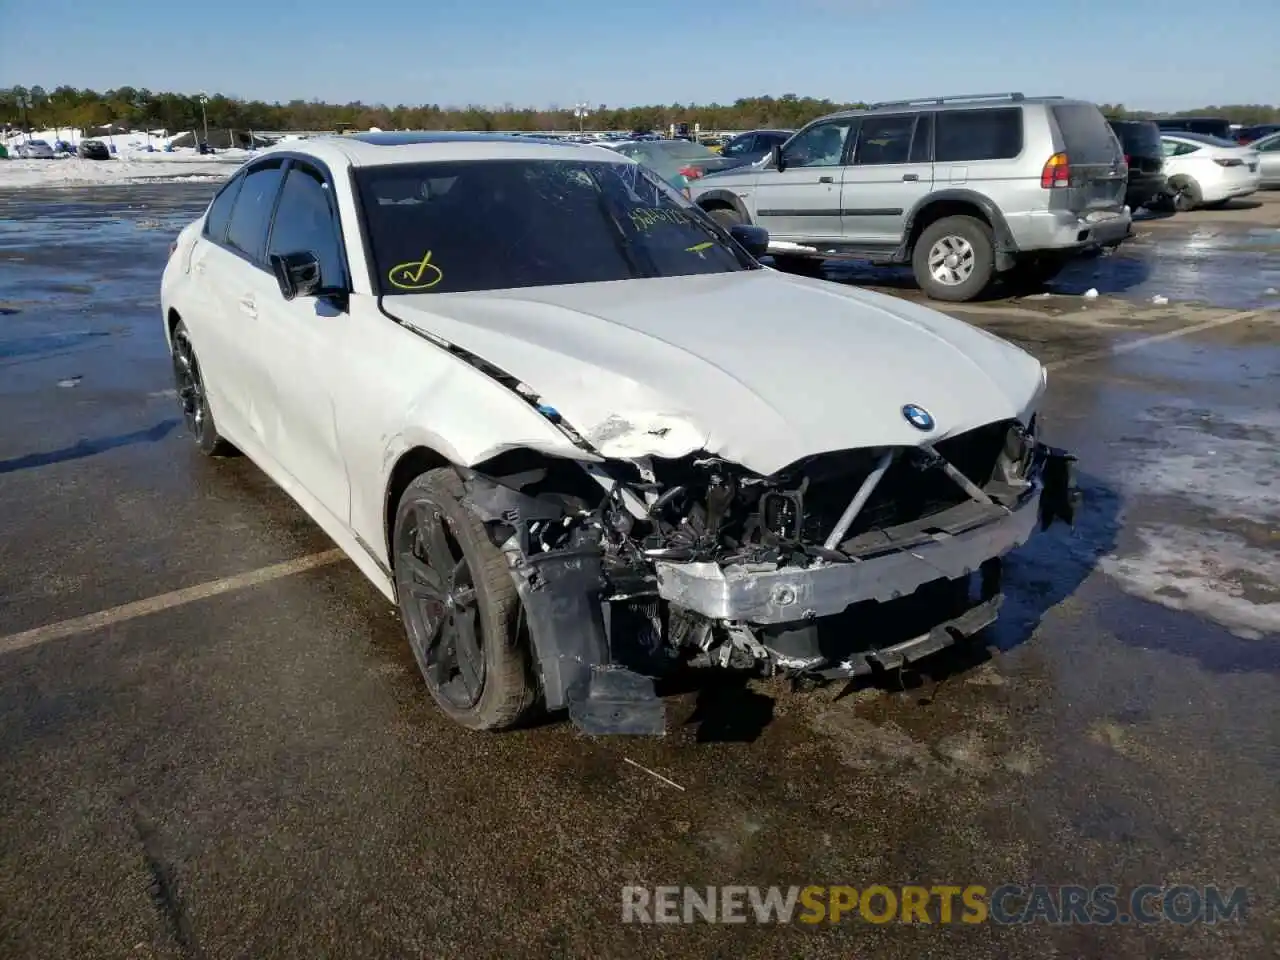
top-left (1108, 121), bottom-right (1162, 156)
top-left (1051, 104), bottom-right (1122, 164)
top-left (934, 108), bottom-right (1023, 162)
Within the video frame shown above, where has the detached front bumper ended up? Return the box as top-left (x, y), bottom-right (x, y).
top-left (655, 484), bottom-right (1043, 625)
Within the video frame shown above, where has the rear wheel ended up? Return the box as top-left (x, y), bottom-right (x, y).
top-left (170, 320), bottom-right (232, 456)
top-left (393, 468), bottom-right (538, 731)
top-left (912, 215), bottom-right (995, 302)
top-left (705, 206), bottom-right (743, 228)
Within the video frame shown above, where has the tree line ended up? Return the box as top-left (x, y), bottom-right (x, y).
top-left (3, 85), bottom-right (1278, 134)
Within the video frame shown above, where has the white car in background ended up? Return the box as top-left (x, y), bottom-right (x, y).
top-left (14, 139), bottom-right (55, 159)
top-left (160, 133), bottom-right (1078, 736)
top-left (1159, 133), bottom-right (1261, 210)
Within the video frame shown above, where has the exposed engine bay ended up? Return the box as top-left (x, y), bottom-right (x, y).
top-left (459, 417), bottom-right (1079, 736)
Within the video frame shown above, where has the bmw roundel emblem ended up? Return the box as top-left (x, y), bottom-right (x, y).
top-left (902, 404), bottom-right (935, 431)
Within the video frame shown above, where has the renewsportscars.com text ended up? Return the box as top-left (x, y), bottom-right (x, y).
top-left (622, 884), bottom-right (1248, 925)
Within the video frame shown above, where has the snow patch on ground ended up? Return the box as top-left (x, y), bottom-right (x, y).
top-left (0, 156), bottom-right (239, 188)
top-left (1101, 525), bottom-right (1280, 639)
top-left (1101, 401), bottom-right (1280, 637)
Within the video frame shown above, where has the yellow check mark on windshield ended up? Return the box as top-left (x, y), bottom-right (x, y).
top-left (686, 241), bottom-right (714, 256)
top-left (388, 251), bottom-right (444, 290)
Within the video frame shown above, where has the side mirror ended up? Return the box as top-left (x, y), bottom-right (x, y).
top-left (771, 143), bottom-right (786, 172)
top-left (729, 223), bottom-right (769, 259)
top-left (270, 251), bottom-right (321, 301)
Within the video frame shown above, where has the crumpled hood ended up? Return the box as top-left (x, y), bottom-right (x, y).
top-left (383, 270), bottom-right (1046, 476)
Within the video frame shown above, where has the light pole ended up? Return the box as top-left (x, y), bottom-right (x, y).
top-left (17, 96), bottom-right (31, 138)
top-left (197, 92), bottom-right (209, 146)
top-left (574, 101), bottom-right (590, 137)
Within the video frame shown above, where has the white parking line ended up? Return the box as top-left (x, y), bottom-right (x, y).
top-left (0, 306), bottom-right (1270, 658)
top-left (0, 549), bottom-right (345, 656)
top-left (1046, 308), bottom-right (1269, 371)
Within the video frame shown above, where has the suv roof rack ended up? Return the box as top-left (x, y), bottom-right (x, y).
top-left (866, 92), bottom-right (1063, 109)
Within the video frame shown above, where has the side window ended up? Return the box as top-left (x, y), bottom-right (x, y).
top-left (203, 175), bottom-right (244, 244)
top-left (723, 135), bottom-right (752, 157)
top-left (935, 108), bottom-right (1024, 162)
top-left (267, 163), bottom-right (347, 290)
top-left (909, 114), bottom-right (933, 163)
top-left (782, 120), bottom-right (856, 168)
top-left (225, 161), bottom-right (286, 264)
top-left (1257, 138), bottom-right (1280, 153)
top-left (854, 115), bottom-right (915, 165)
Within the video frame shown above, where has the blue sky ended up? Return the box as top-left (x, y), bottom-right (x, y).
top-left (1, 0), bottom-right (1275, 110)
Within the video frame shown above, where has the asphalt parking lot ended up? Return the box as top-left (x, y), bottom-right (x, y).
top-left (1, 184), bottom-right (1277, 959)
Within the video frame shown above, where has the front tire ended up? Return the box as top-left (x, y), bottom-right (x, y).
top-left (170, 320), bottom-right (232, 456)
top-left (393, 468), bottom-right (538, 731)
top-left (912, 215), bottom-right (995, 302)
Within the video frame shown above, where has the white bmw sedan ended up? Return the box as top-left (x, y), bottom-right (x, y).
top-left (162, 133), bottom-right (1078, 735)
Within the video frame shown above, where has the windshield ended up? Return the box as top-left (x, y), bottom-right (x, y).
top-left (357, 159), bottom-right (756, 296)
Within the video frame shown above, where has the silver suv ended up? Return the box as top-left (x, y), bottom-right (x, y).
top-left (690, 93), bottom-right (1132, 301)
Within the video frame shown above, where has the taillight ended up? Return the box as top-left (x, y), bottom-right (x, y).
top-left (1041, 152), bottom-right (1070, 188)
top-left (1123, 154), bottom-right (1131, 167)
top-left (679, 165), bottom-right (704, 180)
top-left (1214, 157), bottom-right (1243, 167)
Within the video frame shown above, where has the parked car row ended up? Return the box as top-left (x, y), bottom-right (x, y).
top-left (4, 137), bottom-right (114, 160)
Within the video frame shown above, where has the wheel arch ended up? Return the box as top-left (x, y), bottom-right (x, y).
top-left (902, 191), bottom-right (1017, 271)
top-left (695, 188), bottom-right (751, 223)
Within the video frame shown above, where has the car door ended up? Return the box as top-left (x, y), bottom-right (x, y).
top-left (182, 171), bottom-right (244, 423)
top-left (254, 159), bottom-right (353, 522)
top-left (839, 113), bottom-right (933, 244)
top-left (195, 159), bottom-right (288, 447)
top-left (753, 118), bottom-right (857, 239)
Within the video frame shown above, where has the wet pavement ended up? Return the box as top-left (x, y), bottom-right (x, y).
top-left (0, 184), bottom-right (1278, 959)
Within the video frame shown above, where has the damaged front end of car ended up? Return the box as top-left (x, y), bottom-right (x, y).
top-left (459, 416), bottom-right (1079, 737)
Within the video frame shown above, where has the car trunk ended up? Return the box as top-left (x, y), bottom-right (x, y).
top-left (1052, 104), bottom-right (1128, 213)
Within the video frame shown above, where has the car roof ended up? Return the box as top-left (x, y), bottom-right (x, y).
top-left (253, 131), bottom-right (632, 170)
top-left (817, 94), bottom-right (1085, 122)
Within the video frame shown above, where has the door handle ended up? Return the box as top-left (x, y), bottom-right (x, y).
top-left (238, 296), bottom-right (257, 319)
top-left (902, 173), bottom-right (919, 182)
top-left (819, 175), bottom-right (834, 184)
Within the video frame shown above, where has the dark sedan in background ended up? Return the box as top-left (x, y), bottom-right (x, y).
top-left (76, 139), bottom-right (111, 160)
top-left (1108, 119), bottom-right (1167, 210)
top-left (718, 128), bottom-right (793, 165)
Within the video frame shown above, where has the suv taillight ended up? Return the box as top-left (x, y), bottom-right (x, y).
top-left (1041, 152), bottom-right (1070, 188)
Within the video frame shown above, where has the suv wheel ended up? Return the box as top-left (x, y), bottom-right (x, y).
top-left (912, 216), bottom-right (995, 302)
top-left (705, 206), bottom-right (743, 229)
